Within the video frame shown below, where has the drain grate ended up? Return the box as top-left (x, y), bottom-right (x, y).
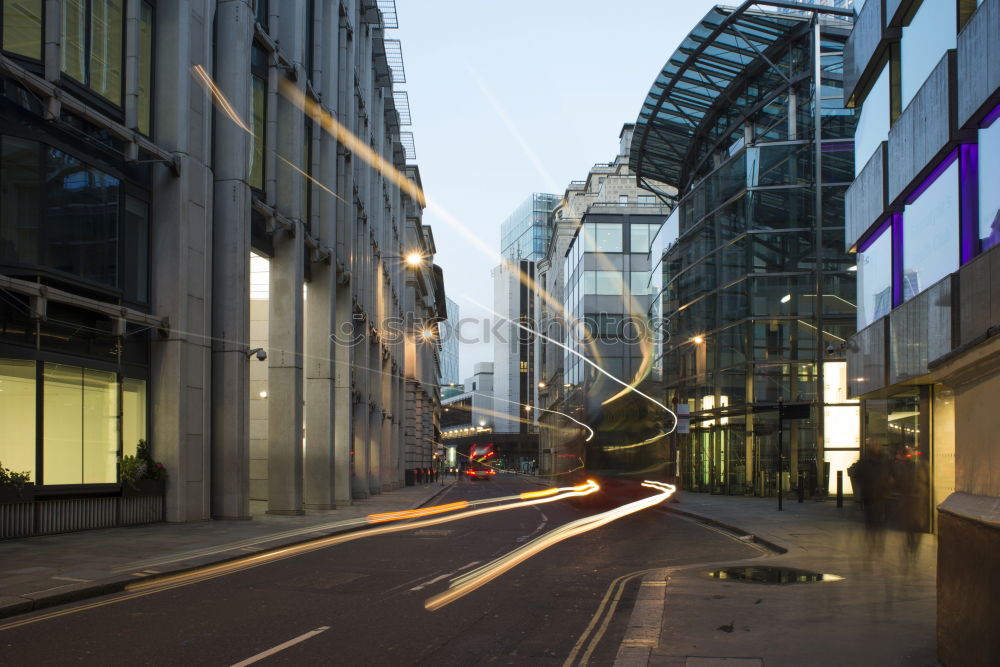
top-left (702, 566), bottom-right (843, 584)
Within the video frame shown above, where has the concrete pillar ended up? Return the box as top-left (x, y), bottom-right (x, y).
top-left (267, 2), bottom-right (306, 515)
top-left (210, 0), bottom-right (253, 520)
top-left (352, 394), bottom-right (369, 499)
top-left (332, 12), bottom-right (355, 506)
top-left (369, 398), bottom-right (382, 495)
top-left (303, 0), bottom-right (339, 510)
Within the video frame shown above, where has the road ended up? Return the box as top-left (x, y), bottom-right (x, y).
top-left (0, 475), bottom-right (759, 666)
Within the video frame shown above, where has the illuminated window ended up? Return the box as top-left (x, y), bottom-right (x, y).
top-left (62, 0), bottom-right (126, 105)
top-left (0, 359), bottom-right (36, 480)
top-left (43, 364), bottom-right (118, 484)
top-left (2, 0), bottom-right (43, 59)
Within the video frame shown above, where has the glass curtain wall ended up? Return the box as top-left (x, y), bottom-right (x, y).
top-left (660, 18), bottom-right (857, 496)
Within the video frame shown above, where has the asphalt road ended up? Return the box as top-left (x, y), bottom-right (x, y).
top-left (0, 475), bottom-right (758, 666)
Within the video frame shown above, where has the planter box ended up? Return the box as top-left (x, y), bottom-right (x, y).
top-left (122, 479), bottom-right (165, 497)
top-left (0, 483), bottom-right (35, 504)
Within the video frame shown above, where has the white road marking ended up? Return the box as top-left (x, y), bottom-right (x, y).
top-left (516, 509), bottom-right (549, 543)
top-left (229, 626), bottom-right (330, 667)
top-left (409, 560), bottom-right (483, 592)
top-left (50, 576), bottom-right (91, 583)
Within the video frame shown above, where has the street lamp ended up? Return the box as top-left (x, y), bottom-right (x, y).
top-left (538, 381), bottom-right (546, 389)
top-left (691, 335), bottom-right (704, 345)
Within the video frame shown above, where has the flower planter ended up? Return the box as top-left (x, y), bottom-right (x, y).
top-left (122, 478), bottom-right (165, 497)
top-left (0, 482), bottom-right (35, 504)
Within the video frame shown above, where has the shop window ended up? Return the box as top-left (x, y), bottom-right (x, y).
top-left (43, 364), bottom-right (118, 485)
top-left (2, 0), bottom-right (43, 59)
top-left (0, 358), bottom-right (36, 480)
top-left (902, 156), bottom-right (959, 301)
top-left (61, 0), bottom-right (125, 105)
top-left (121, 377), bottom-right (146, 457)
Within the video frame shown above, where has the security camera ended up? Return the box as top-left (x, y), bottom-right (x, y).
top-left (247, 347), bottom-right (267, 361)
top-left (826, 343), bottom-right (836, 355)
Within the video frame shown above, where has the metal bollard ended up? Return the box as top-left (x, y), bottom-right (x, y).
top-left (836, 470), bottom-right (843, 508)
top-left (797, 471), bottom-right (805, 503)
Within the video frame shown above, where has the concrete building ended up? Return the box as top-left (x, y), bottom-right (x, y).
top-left (841, 0), bottom-right (1000, 662)
top-left (534, 125), bottom-right (673, 475)
top-left (0, 0), bottom-right (444, 537)
top-left (630, 3), bottom-right (859, 497)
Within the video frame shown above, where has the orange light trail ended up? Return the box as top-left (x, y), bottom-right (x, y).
top-left (367, 501), bottom-right (470, 524)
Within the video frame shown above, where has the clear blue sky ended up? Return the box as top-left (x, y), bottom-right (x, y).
top-left (394, 0), bottom-right (727, 378)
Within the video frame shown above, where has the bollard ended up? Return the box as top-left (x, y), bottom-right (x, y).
top-left (836, 470), bottom-right (843, 508)
top-left (797, 471), bottom-right (805, 503)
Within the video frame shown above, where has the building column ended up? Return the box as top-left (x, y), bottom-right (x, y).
top-left (209, 0), bottom-right (253, 520)
top-left (267, 6), bottom-right (306, 514)
top-left (352, 390), bottom-right (370, 499)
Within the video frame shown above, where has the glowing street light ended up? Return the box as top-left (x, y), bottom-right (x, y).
top-left (537, 381), bottom-right (546, 389)
top-left (405, 252), bottom-right (424, 267)
top-left (780, 294), bottom-right (791, 304)
top-left (691, 335), bottom-right (704, 345)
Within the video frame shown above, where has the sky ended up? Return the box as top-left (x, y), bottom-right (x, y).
top-left (394, 0), bottom-right (726, 378)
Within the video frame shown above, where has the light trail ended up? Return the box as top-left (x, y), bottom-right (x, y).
top-left (464, 295), bottom-right (677, 429)
top-left (424, 481), bottom-right (677, 611)
top-left (480, 392), bottom-right (594, 442)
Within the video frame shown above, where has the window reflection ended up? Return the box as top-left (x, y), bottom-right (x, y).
top-left (979, 118), bottom-right (1000, 252)
top-left (853, 64), bottom-right (889, 176)
top-left (858, 225), bottom-right (892, 328)
top-left (900, 0), bottom-right (956, 110)
top-left (903, 158), bottom-right (958, 301)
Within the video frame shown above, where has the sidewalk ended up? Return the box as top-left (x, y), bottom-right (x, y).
top-left (617, 493), bottom-right (938, 667)
top-left (0, 480), bottom-right (455, 620)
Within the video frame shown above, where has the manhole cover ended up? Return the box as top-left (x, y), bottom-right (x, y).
top-left (702, 566), bottom-right (843, 584)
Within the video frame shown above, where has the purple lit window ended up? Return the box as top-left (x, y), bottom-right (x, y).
top-left (901, 154), bottom-right (959, 302)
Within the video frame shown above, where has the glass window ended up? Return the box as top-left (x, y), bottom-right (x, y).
top-left (89, 0), bottom-right (123, 104)
top-left (630, 224), bottom-right (652, 253)
top-left (43, 364), bottom-right (118, 485)
top-left (3, 0), bottom-right (43, 59)
top-left (594, 223), bottom-right (622, 252)
top-left (637, 195), bottom-right (655, 205)
top-left (854, 64), bottom-right (889, 176)
top-left (582, 224), bottom-right (596, 252)
top-left (44, 148), bottom-right (120, 287)
top-left (903, 158), bottom-right (959, 301)
top-left (595, 270), bottom-right (622, 295)
top-left (123, 196), bottom-right (148, 302)
top-left (0, 359), bottom-right (36, 480)
top-left (62, 0), bottom-right (87, 83)
top-left (630, 271), bottom-right (648, 296)
top-left (0, 136), bottom-right (42, 265)
top-left (122, 377), bottom-right (146, 458)
top-left (583, 270), bottom-right (596, 295)
top-left (857, 225), bottom-right (892, 328)
top-left (979, 118), bottom-right (1000, 252)
top-left (137, 1), bottom-right (153, 134)
top-left (900, 0), bottom-right (956, 110)
top-left (619, 194), bottom-right (628, 205)
top-left (61, 0), bottom-right (124, 105)
top-left (249, 43), bottom-right (268, 191)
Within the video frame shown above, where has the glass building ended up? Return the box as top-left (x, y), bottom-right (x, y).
top-left (439, 297), bottom-right (460, 387)
top-left (842, 1), bottom-right (1000, 661)
top-left (631, 3), bottom-right (859, 497)
top-left (500, 193), bottom-right (559, 261)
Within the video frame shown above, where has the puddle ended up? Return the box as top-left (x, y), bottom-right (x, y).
top-left (702, 566), bottom-right (843, 584)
